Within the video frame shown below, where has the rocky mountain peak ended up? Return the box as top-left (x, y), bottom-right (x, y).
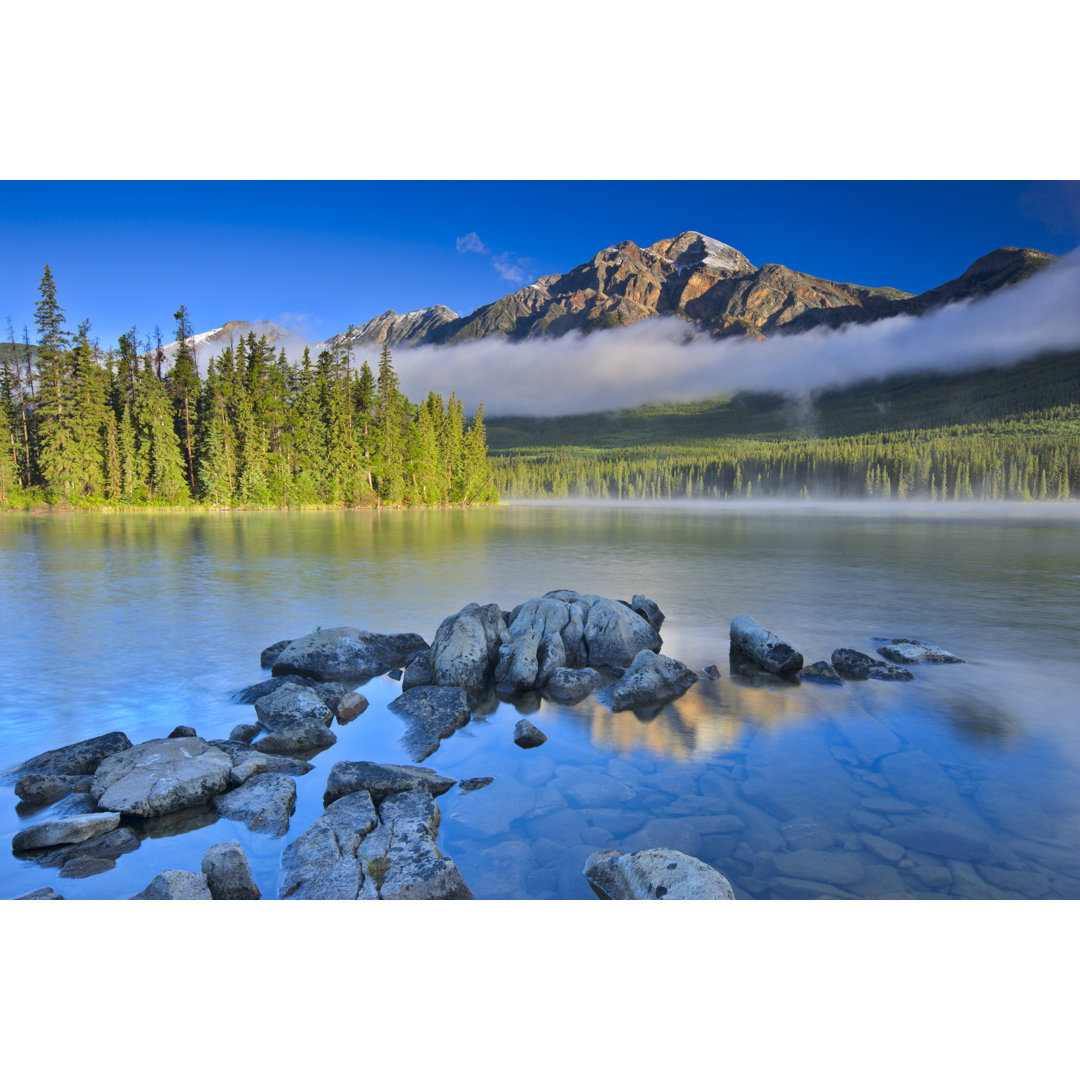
top-left (649, 232), bottom-right (756, 274)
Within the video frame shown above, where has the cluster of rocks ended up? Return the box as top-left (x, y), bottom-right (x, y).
top-left (728, 615), bottom-right (964, 686)
top-left (6, 591), bottom-right (978, 902)
top-left (8, 726), bottom-right (316, 878)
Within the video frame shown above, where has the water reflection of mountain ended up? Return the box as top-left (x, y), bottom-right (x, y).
top-left (559, 678), bottom-right (837, 760)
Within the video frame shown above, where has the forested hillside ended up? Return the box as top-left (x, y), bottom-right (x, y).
top-left (1, 267), bottom-right (498, 510)
top-left (489, 351), bottom-right (1080, 502)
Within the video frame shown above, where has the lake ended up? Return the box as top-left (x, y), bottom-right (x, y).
top-left (2, 501), bottom-right (1078, 900)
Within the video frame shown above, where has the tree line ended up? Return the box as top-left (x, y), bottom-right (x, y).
top-left (491, 413), bottom-right (1080, 502)
top-left (1, 266), bottom-right (498, 509)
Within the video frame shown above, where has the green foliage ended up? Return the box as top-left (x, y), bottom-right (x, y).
top-left (3, 268), bottom-right (499, 511)
top-left (365, 856), bottom-right (391, 889)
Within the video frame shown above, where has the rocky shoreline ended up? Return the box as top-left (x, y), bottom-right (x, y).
top-left (5, 588), bottom-right (1004, 901)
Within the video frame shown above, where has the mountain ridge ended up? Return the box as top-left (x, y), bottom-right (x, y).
top-left (170, 233), bottom-right (1059, 364)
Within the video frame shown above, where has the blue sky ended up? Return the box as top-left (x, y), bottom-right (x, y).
top-left (2, 180), bottom-right (1078, 351)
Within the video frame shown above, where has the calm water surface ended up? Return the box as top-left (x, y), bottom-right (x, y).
top-left (2, 503), bottom-right (1078, 899)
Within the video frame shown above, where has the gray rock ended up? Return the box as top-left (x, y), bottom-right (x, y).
top-left (430, 603), bottom-right (509, 693)
top-left (14, 773), bottom-right (80, 806)
top-left (561, 600), bottom-right (589, 667)
top-left (831, 648), bottom-right (914, 681)
top-left (15, 887), bottom-right (64, 899)
top-left (323, 761), bottom-right (456, 808)
top-left (401, 648), bottom-right (434, 691)
top-left (35, 825), bottom-right (141, 876)
top-left (882, 817), bottom-right (998, 861)
top-left (253, 682), bottom-right (333, 731)
top-left (307, 681), bottom-right (348, 714)
top-left (610, 650), bottom-right (697, 711)
top-left (508, 596), bottom-right (574, 640)
top-left (213, 774), bottom-right (297, 836)
top-left (12, 812), bottom-right (122, 851)
top-left (207, 740), bottom-right (314, 783)
top-left (703, 664), bottom-right (721, 680)
top-left (251, 720), bottom-right (336, 755)
top-left (630, 594), bottom-right (665, 632)
top-left (459, 777), bottom-right (494, 792)
top-left (876, 638), bottom-right (964, 664)
top-left (131, 870), bottom-right (213, 900)
top-left (91, 738), bottom-right (233, 818)
top-left (355, 789), bottom-right (473, 900)
top-left (584, 848), bottom-right (736, 900)
top-left (798, 661), bottom-right (843, 685)
top-left (233, 675), bottom-right (312, 705)
top-left (9, 731), bottom-right (132, 779)
top-left (535, 632), bottom-right (567, 688)
top-left (336, 692), bottom-right (369, 723)
top-left (771, 848), bottom-right (867, 886)
top-left (545, 666), bottom-right (602, 703)
top-left (729, 616), bottom-right (803, 675)
top-left (167, 725), bottom-right (197, 739)
top-left (583, 597), bottom-right (662, 667)
top-left (514, 719), bottom-right (547, 748)
top-left (201, 841), bottom-right (260, 899)
top-left (271, 626), bottom-right (429, 683)
top-left (388, 685), bottom-right (472, 761)
top-left (493, 628), bottom-right (541, 692)
top-left (228, 723), bottom-right (261, 744)
top-left (279, 791), bottom-right (380, 899)
top-left (260, 639), bottom-right (293, 668)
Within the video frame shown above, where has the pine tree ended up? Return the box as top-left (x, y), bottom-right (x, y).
top-left (171, 305), bottom-right (200, 492)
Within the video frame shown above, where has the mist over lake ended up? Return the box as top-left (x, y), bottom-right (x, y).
top-left (2, 502), bottom-right (1078, 900)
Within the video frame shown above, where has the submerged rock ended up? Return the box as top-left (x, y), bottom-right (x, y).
top-left (15, 887), bottom-right (64, 899)
top-left (12, 812), bottom-right (122, 851)
top-left (9, 731), bottom-right (132, 779)
top-left (430, 603), bottom-right (509, 694)
top-left (202, 841), bottom-right (261, 899)
top-left (831, 648), bottom-right (914, 681)
top-left (584, 848), bottom-right (736, 900)
top-left (729, 616), bottom-right (804, 676)
top-left (514, 719), bottom-right (548, 748)
top-left (233, 675), bottom-right (312, 705)
top-left (30, 825), bottom-right (141, 877)
top-left (271, 627), bottom-right (429, 683)
top-left (459, 777), bottom-right (494, 792)
top-left (91, 738), bottom-right (233, 818)
top-left (279, 791), bottom-right (380, 899)
top-left (610, 650), bottom-right (697, 712)
top-left (212, 774), bottom-right (297, 836)
top-left (131, 870), bottom-right (213, 900)
top-left (545, 666), bottom-right (602, 704)
top-left (323, 761), bottom-right (456, 808)
top-left (703, 665), bottom-right (721, 681)
top-left (876, 638), bottom-right (965, 664)
top-left (388, 685), bottom-right (472, 761)
top-left (799, 661), bottom-right (844, 685)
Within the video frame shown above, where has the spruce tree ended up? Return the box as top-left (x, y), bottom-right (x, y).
top-left (171, 305), bottom-right (200, 492)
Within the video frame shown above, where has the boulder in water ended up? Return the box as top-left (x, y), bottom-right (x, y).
top-left (729, 616), bottom-right (804, 676)
top-left (610, 650), bottom-right (698, 711)
top-left (584, 848), bottom-right (736, 900)
top-left (832, 648), bottom-right (914, 681)
top-left (271, 627), bottom-right (429, 683)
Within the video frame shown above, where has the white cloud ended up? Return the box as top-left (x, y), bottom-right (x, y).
top-left (391, 249), bottom-right (1080, 416)
top-left (491, 253), bottom-right (532, 284)
top-left (456, 231), bottom-right (489, 254)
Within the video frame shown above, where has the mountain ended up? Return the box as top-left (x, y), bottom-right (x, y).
top-left (320, 305), bottom-right (459, 351)
top-left (316, 232), bottom-right (1055, 348)
top-left (162, 320), bottom-right (313, 372)
top-left (168, 234), bottom-right (1059, 364)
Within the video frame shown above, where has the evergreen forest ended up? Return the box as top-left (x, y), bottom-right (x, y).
top-left (0, 267), bottom-right (498, 510)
